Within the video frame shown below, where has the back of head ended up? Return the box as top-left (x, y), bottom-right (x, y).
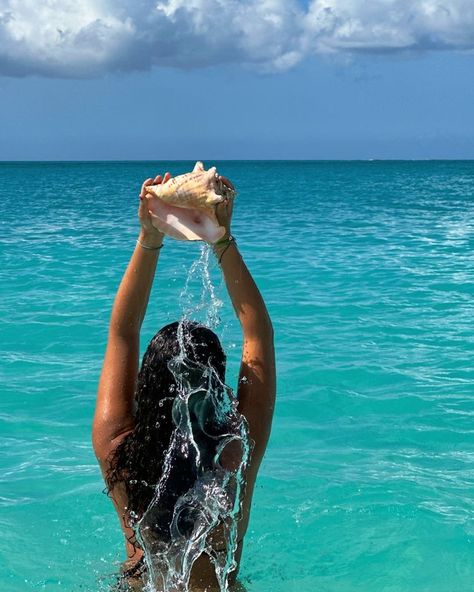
top-left (106, 320), bottom-right (226, 531)
top-left (138, 320), bottom-right (226, 405)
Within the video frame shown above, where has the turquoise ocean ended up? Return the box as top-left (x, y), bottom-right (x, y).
top-left (1, 161), bottom-right (473, 592)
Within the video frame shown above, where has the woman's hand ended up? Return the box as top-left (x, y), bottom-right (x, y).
top-left (138, 172), bottom-right (171, 247)
top-left (214, 175), bottom-right (235, 241)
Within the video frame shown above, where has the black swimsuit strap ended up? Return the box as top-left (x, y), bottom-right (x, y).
top-left (122, 556), bottom-right (146, 579)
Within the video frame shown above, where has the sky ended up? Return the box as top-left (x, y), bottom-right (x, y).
top-left (0, 0), bottom-right (473, 160)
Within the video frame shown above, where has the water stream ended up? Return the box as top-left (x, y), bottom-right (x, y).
top-left (135, 245), bottom-right (250, 592)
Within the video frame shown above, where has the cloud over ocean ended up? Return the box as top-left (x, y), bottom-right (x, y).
top-left (1, 0), bottom-right (474, 78)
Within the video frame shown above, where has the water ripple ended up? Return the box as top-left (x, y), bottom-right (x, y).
top-left (1, 161), bottom-right (473, 591)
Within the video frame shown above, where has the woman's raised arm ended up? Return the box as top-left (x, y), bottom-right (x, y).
top-left (92, 173), bottom-right (170, 463)
top-left (212, 185), bottom-right (276, 465)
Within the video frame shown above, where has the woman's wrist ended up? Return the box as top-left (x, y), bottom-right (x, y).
top-left (213, 229), bottom-right (232, 246)
top-left (138, 229), bottom-right (164, 250)
top-left (212, 233), bottom-right (231, 251)
top-left (212, 234), bottom-right (237, 264)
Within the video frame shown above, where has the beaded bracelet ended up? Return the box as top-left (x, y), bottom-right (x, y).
top-left (214, 235), bottom-right (233, 248)
top-left (213, 235), bottom-right (236, 264)
top-left (137, 238), bottom-right (164, 251)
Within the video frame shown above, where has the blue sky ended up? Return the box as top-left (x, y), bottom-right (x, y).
top-left (0, 1), bottom-right (473, 160)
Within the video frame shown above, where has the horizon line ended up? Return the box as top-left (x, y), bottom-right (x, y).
top-left (1, 158), bottom-right (474, 164)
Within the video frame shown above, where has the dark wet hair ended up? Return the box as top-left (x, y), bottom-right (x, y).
top-left (105, 320), bottom-right (226, 541)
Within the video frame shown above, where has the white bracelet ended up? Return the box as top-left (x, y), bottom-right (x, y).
top-left (137, 239), bottom-right (163, 251)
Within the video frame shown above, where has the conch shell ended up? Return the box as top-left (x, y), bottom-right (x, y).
top-left (145, 161), bottom-right (236, 242)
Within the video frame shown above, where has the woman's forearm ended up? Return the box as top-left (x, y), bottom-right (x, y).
top-left (215, 242), bottom-right (273, 340)
top-left (109, 230), bottom-right (163, 338)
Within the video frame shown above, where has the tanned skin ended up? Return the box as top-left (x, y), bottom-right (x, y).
top-left (92, 171), bottom-right (275, 591)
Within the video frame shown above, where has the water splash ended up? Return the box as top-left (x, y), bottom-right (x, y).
top-left (134, 245), bottom-right (250, 592)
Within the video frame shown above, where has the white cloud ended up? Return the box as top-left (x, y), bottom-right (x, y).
top-left (0, 0), bottom-right (473, 77)
top-left (305, 1), bottom-right (474, 53)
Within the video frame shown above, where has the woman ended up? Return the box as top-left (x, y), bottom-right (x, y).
top-left (92, 171), bottom-right (276, 591)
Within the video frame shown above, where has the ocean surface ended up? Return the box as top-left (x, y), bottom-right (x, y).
top-left (1, 160), bottom-right (473, 592)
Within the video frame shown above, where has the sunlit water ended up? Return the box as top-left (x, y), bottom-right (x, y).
top-left (1, 161), bottom-right (474, 592)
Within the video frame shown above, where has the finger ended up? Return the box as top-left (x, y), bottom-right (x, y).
top-left (153, 174), bottom-right (163, 185)
top-left (216, 200), bottom-right (227, 220)
top-left (141, 178), bottom-right (154, 198)
top-left (163, 172), bottom-right (171, 183)
top-left (227, 195), bottom-right (234, 216)
top-left (219, 175), bottom-right (235, 191)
